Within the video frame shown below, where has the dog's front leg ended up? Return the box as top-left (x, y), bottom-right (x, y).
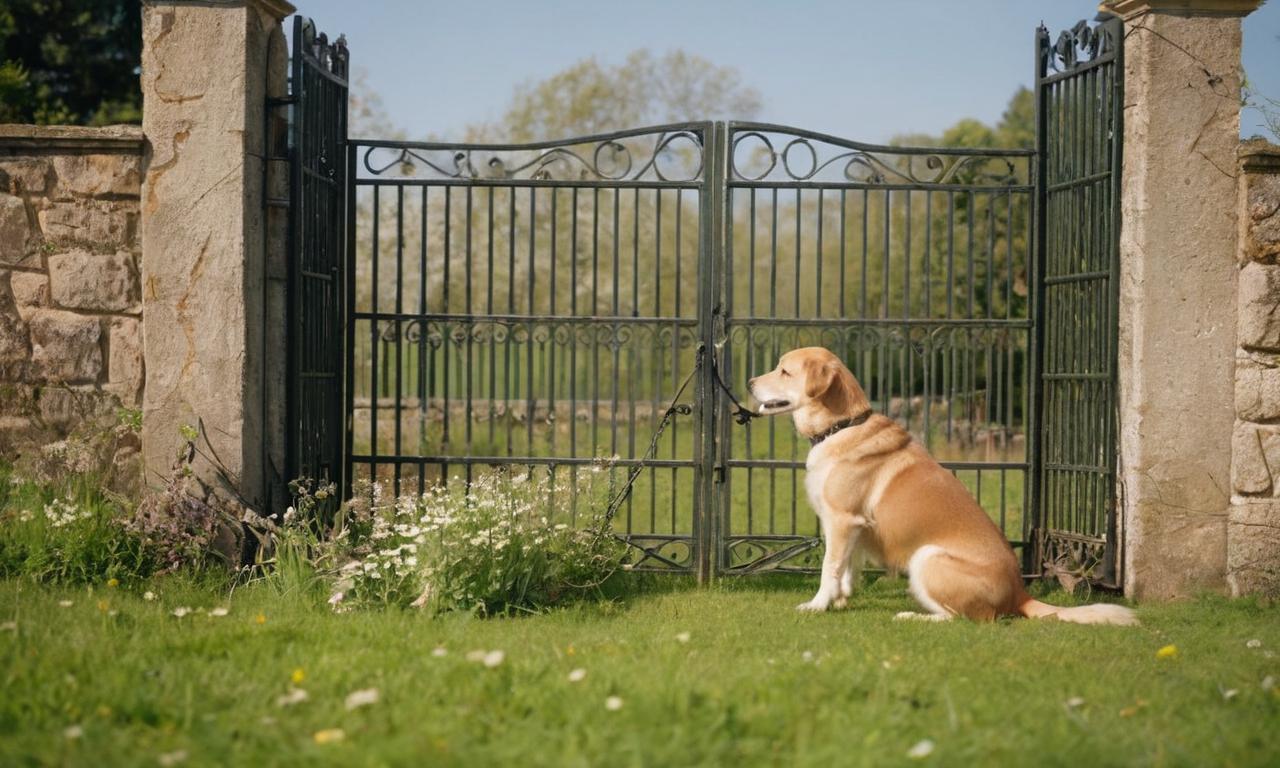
top-left (798, 515), bottom-right (858, 612)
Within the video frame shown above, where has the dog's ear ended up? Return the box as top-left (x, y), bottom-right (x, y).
top-left (806, 357), bottom-right (868, 415)
top-left (805, 358), bottom-right (839, 400)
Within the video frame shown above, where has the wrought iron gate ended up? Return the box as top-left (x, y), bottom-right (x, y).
top-left (285, 18), bottom-right (348, 493)
top-left (302, 16), bottom-right (1121, 583)
top-left (1032, 16), bottom-right (1124, 587)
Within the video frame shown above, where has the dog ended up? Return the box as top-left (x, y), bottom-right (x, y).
top-left (747, 347), bottom-right (1136, 625)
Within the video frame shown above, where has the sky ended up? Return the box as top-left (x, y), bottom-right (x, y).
top-left (294, 0), bottom-right (1280, 144)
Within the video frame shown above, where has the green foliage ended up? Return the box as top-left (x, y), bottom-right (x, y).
top-left (0, 463), bottom-right (153, 584)
top-left (283, 471), bottom-right (628, 615)
top-left (0, 0), bottom-right (142, 125)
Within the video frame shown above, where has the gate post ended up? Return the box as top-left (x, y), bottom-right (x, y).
top-left (139, 0), bottom-right (294, 510)
top-left (1103, 0), bottom-right (1262, 599)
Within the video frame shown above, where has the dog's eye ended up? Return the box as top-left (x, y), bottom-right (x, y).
top-left (780, 369), bottom-right (789, 377)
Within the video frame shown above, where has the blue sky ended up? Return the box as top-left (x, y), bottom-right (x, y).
top-left (295, 0), bottom-right (1280, 143)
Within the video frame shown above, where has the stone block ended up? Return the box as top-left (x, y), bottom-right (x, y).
top-left (47, 250), bottom-right (139, 312)
top-left (1231, 420), bottom-right (1280, 495)
top-left (106, 316), bottom-right (143, 405)
top-left (51, 154), bottom-right (142, 200)
top-left (37, 200), bottom-right (134, 249)
top-left (1245, 172), bottom-right (1280, 263)
top-left (8, 270), bottom-right (49, 319)
top-left (0, 158), bottom-right (52, 195)
top-left (1227, 500), bottom-right (1280, 596)
top-left (27, 309), bottom-right (102, 383)
top-left (0, 194), bottom-right (35, 266)
top-left (0, 273), bottom-right (30, 369)
top-left (1239, 261), bottom-right (1280, 350)
top-left (1235, 353), bottom-right (1280, 422)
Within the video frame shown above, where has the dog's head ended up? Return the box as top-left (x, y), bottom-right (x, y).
top-left (748, 347), bottom-right (869, 422)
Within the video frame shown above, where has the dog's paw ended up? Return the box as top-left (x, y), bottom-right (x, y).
top-left (832, 596), bottom-right (848, 610)
top-left (796, 599), bottom-right (830, 613)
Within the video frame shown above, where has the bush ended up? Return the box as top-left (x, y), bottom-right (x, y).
top-left (316, 469), bottom-right (629, 615)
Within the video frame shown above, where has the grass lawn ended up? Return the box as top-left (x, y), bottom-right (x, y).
top-left (1, 575), bottom-right (1277, 767)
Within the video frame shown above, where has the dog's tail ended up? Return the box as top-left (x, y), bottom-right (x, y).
top-left (1018, 598), bottom-right (1138, 626)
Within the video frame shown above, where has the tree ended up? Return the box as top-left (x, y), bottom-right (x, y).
top-left (0, 0), bottom-right (142, 125)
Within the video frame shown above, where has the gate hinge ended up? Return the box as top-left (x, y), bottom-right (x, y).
top-left (713, 466), bottom-right (725, 484)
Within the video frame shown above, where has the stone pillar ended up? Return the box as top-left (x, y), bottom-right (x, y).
top-left (139, 0), bottom-right (294, 508)
top-left (1230, 141), bottom-right (1280, 596)
top-left (1104, 0), bottom-right (1262, 599)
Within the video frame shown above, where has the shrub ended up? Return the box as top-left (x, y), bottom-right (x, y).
top-left (321, 469), bottom-right (628, 615)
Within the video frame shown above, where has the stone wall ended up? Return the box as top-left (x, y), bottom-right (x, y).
top-left (0, 125), bottom-right (144, 456)
top-left (1230, 139), bottom-right (1280, 596)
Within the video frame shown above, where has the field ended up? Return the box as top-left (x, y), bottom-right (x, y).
top-left (2, 575), bottom-right (1277, 767)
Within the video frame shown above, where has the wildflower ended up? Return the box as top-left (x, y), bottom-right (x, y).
top-left (431, 647), bottom-right (448, 658)
top-left (802, 651), bottom-right (814, 663)
top-left (58, 600), bottom-right (73, 608)
top-left (328, 592), bottom-right (345, 608)
top-left (171, 607), bottom-right (191, 618)
top-left (1246, 639), bottom-right (1262, 649)
top-left (344, 688), bottom-right (380, 710)
top-left (1220, 686), bottom-right (1239, 700)
top-left (907, 739), bottom-right (935, 759)
top-left (255, 614), bottom-right (266, 625)
top-left (291, 668), bottom-right (305, 685)
top-left (276, 688), bottom-right (308, 707)
top-left (568, 668), bottom-right (587, 683)
top-left (208, 607), bottom-right (229, 617)
top-left (675, 632), bottom-right (691, 644)
top-left (605, 696), bottom-right (624, 711)
top-left (106, 578), bottom-right (119, 588)
top-left (483, 650), bottom-right (505, 668)
top-left (63, 724), bottom-right (84, 740)
top-left (143, 591), bottom-right (157, 602)
top-left (313, 728), bottom-right (345, 745)
top-left (97, 600), bottom-right (109, 613)
top-left (158, 749), bottom-right (189, 766)
top-left (1064, 696), bottom-right (1085, 709)
top-left (1263, 675), bottom-right (1276, 692)
top-left (1155, 645), bottom-right (1178, 660)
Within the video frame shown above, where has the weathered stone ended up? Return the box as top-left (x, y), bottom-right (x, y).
top-left (51, 154), bottom-right (142, 200)
top-left (1245, 171), bottom-right (1280, 263)
top-left (1235, 354), bottom-right (1280, 422)
top-left (8, 270), bottom-right (49, 319)
top-left (1227, 500), bottom-right (1280, 596)
top-left (47, 250), bottom-right (138, 312)
top-left (0, 272), bottom-right (30, 369)
top-left (34, 385), bottom-right (109, 431)
top-left (1231, 420), bottom-right (1280, 495)
top-left (0, 194), bottom-right (34, 266)
top-left (27, 309), bottom-right (102, 383)
top-left (37, 200), bottom-right (134, 248)
top-left (0, 158), bottom-right (52, 195)
top-left (106, 316), bottom-right (143, 405)
top-left (1238, 261), bottom-right (1280, 350)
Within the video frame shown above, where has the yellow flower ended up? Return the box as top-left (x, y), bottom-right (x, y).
top-left (96, 600), bottom-right (109, 613)
top-left (1156, 644), bottom-right (1178, 660)
top-left (313, 728), bottom-right (345, 745)
top-left (566, 645), bottom-right (575, 656)
top-left (291, 668), bottom-right (305, 685)
top-left (106, 578), bottom-right (119, 588)
top-left (255, 613), bottom-right (267, 625)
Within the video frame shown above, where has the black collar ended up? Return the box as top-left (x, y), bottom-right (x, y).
top-left (809, 409), bottom-right (874, 446)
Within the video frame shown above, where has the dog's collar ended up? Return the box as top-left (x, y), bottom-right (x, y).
top-left (809, 409), bottom-right (874, 447)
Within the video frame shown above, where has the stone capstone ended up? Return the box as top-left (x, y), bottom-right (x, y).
top-left (47, 250), bottom-right (139, 312)
top-left (27, 309), bottom-right (102, 382)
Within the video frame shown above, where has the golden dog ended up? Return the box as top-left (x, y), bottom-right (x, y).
top-left (748, 347), bottom-right (1135, 625)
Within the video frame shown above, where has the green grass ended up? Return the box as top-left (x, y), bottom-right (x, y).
top-left (2, 576), bottom-right (1277, 767)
